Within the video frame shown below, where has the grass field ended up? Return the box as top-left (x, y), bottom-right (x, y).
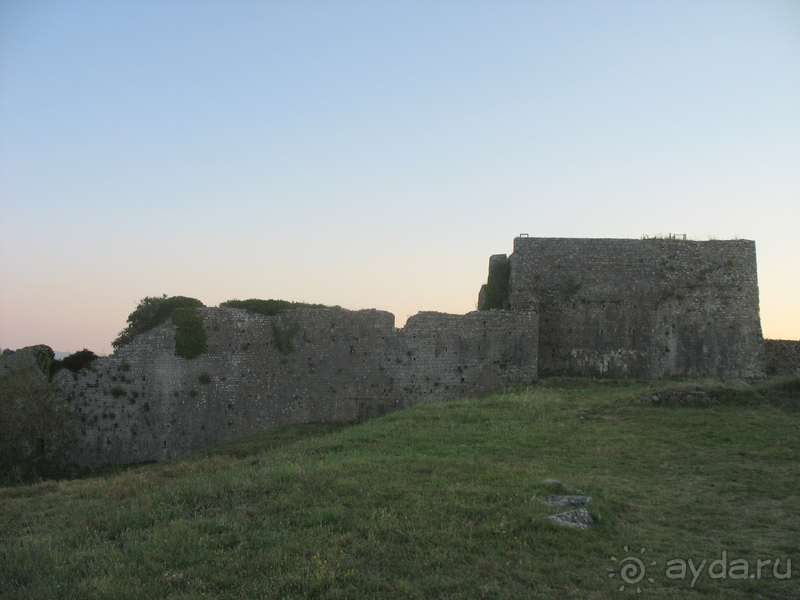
top-left (1, 376), bottom-right (798, 599)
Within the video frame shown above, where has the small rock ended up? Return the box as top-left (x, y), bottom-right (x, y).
top-left (544, 508), bottom-right (594, 529)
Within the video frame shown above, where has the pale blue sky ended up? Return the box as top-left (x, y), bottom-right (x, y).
top-left (1, 0), bottom-right (799, 354)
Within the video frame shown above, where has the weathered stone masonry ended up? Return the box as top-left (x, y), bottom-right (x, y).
top-left (486, 237), bottom-right (765, 379)
top-left (52, 308), bottom-right (538, 466)
top-left (765, 340), bottom-right (800, 375)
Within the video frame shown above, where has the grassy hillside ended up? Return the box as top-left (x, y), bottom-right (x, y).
top-left (1, 377), bottom-right (798, 599)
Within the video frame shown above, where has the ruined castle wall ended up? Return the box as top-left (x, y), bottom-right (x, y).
top-left (509, 237), bottom-right (764, 378)
top-left (54, 307), bottom-right (538, 466)
top-left (765, 340), bottom-right (800, 375)
top-left (393, 311), bottom-right (538, 400)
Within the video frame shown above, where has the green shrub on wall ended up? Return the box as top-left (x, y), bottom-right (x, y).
top-left (220, 298), bottom-right (340, 316)
top-left (61, 349), bottom-right (98, 373)
top-left (112, 295), bottom-right (204, 351)
top-left (271, 317), bottom-right (301, 355)
top-left (172, 307), bottom-right (208, 359)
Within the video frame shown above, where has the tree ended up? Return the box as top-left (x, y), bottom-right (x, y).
top-left (0, 360), bottom-right (73, 482)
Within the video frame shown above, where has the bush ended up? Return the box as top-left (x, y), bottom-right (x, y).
top-left (172, 307), bottom-right (208, 359)
top-left (61, 349), bottom-right (98, 373)
top-left (0, 361), bottom-right (73, 482)
top-left (112, 295), bottom-right (204, 351)
top-left (220, 298), bottom-right (340, 316)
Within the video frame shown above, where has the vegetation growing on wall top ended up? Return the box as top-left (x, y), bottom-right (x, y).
top-left (43, 349), bottom-right (99, 380)
top-left (172, 307), bottom-right (208, 359)
top-left (110, 295), bottom-right (341, 358)
top-left (60, 349), bottom-right (99, 373)
top-left (220, 298), bottom-right (341, 316)
top-left (112, 295), bottom-right (205, 351)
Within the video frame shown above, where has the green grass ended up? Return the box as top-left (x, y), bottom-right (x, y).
top-left (1, 377), bottom-right (798, 599)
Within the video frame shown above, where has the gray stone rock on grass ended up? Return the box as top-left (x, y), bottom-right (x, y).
top-left (544, 508), bottom-right (594, 530)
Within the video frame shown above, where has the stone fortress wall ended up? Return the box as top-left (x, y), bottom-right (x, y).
top-left (5, 235), bottom-right (795, 468)
top-left (765, 340), bottom-right (800, 375)
top-left (486, 237), bottom-right (765, 379)
top-left (50, 308), bottom-right (538, 466)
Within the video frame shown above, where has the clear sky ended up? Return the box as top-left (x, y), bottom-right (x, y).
top-left (1, 0), bottom-right (798, 355)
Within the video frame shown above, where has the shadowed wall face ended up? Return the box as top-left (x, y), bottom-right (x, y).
top-left (765, 340), bottom-right (800, 376)
top-left (507, 237), bottom-right (764, 378)
top-left (46, 307), bottom-right (537, 466)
